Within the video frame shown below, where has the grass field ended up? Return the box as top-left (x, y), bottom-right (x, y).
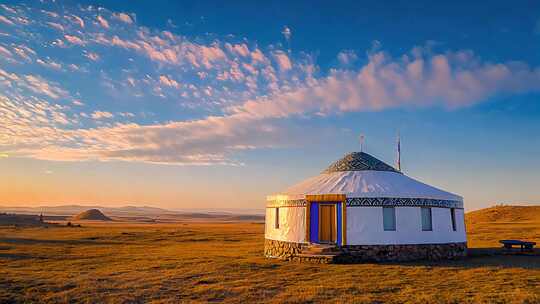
top-left (1, 208), bottom-right (539, 303)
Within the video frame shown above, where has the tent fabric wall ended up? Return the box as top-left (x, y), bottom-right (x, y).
top-left (264, 205), bottom-right (466, 245)
top-left (346, 206), bottom-right (466, 245)
top-left (265, 206), bottom-right (306, 243)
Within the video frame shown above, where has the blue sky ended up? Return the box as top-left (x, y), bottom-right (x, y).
top-left (0, 0), bottom-right (539, 210)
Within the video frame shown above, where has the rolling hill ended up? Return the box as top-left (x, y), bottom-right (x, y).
top-left (466, 205), bottom-right (540, 223)
top-left (72, 209), bottom-right (112, 221)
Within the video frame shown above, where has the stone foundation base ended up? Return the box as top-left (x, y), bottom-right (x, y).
top-left (264, 239), bottom-right (467, 263)
top-left (264, 239), bottom-right (307, 260)
top-left (337, 242), bottom-right (467, 262)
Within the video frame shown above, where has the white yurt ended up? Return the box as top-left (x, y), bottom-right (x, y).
top-left (264, 152), bottom-right (467, 262)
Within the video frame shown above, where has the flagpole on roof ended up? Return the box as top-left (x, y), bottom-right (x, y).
top-left (359, 134), bottom-right (365, 152)
top-left (396, 131), bottom-right (401, 172)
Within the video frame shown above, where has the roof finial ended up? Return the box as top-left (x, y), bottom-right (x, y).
top-left (359, 134), bottom-right (365, 152)
top-left (396, 131), bottom-right (401, 172)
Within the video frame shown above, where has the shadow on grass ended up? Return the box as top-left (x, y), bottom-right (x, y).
top-left (0, 252), bottom-right (40, 260)
top-left (375, 248), bottom-right (540, 270)
top-left (0, 237), bottom-right (117, 246)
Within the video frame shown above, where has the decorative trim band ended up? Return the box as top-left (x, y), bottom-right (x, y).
top-left (346, 197), bottom-right (463, 209)
top-left (266, 199), bottom-right (306, 208)
top-left (266, 197), bottom-right (463, 209)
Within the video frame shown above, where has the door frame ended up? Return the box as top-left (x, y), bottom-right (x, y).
top-left (318, 203), bottom-right (337, 244)
top-left (305, 194), bottom-right (347, 246)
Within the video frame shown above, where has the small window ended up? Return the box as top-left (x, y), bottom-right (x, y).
top-left (383, 207), bottom-right (396, 231)
top-left (450, 208), bottom-right (457, 231)
top-left (421, 207), bottom-right (432, 231)
top-left (274, 207), bottom-right (280, 229)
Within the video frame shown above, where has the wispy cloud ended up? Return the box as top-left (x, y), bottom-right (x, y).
top-left (337, 50), bottom-right (358, 66)
top-left (4, 48), bottom-right (540, 165)
top-left (64, 34), bottom-right (85, 45)
top-left (159, 75), bottom-right (180, 88)
top-left (0, 45), bottom-right (12, 57)
top-left (1, 4), bottom-right (17, 15)
top-left (91, 111), bottom-right (114, 119)
top-left (112, 12), bottom-right (133, 24)
top-left (5, 111), bottom-right (299, 165)
top-left (0, 68), bottom-right (70, 99)
top-left (24, 75), bottom-right (69, 99)
top-left (0, 2), bottom-right (539, 165)
top-left (274, 51), bottom-right (292, 71)
top-left (282, 26), bottom-right (291, 41)
top-left (84, 52), bottom-right (100, 61)
top-left (0, 15), bottom-right (15, 26)
top-left (12, 45), bottom-right (36, 61)
top-left (37, 58), bottom-right (63, 70)
top-left (234, 49), bottom-right (540, 118)
top-left (96, 15), bottom-right (109, 29)
top-left (65, 14), bottom-right (85, 28)
top-left (46, 21), bottom-right (64, 31)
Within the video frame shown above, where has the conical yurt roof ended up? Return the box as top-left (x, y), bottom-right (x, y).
top-left (269, 152), bottom-right (462, 201)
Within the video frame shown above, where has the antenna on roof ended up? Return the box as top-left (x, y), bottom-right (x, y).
top-left (396, 131), bottom-right (401, 172)
top-left (359, 134), bottom-right (365, 152)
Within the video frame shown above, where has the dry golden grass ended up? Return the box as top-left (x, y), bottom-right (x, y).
top-left (467, 205), bottom-right (540, 224)
top-left (0, 208), bottom-right (539, 304)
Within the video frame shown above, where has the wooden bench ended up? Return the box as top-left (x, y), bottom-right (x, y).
top-left (499, 240), bottom-right (536, 252)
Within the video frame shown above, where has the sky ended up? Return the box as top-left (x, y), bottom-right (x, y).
top-left (0, 0), bottom-right (539, 211)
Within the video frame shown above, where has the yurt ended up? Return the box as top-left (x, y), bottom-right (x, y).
top-left (264, 152), bottom-right (467, 262)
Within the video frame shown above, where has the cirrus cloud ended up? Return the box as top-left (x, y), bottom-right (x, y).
top-left (112, 12), bottom-right (133, 24)
top-left (1, 2), bottom-right (539, 165)
top-left (3, 48), bottom-right (540, 165)
top-left (91, 110), bottom-right (113, 119)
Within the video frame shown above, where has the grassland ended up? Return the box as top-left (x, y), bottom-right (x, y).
top-left (1, 207), bottom-right (539, 303)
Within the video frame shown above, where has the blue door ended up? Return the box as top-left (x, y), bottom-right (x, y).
top-left (309, 202), bottom-right (342, 245)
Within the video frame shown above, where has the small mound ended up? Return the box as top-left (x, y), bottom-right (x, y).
top-left (72, 209), bottom-right (112, 221)
top-left (466, 205), bottom-right (540, 223)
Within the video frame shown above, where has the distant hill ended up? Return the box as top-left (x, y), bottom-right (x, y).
top-left (0, 213), bottom-right (49, 226)
top-left (0, 205), bottom-right (265, 223)
top-left (0, 205), bottom-right (173, 217)
top-left (0, 205), bottom-right (264, 217)
top-left (72, 209), bottom-right (112, 221)
top-left (466, 205), bottom-right (540, 223)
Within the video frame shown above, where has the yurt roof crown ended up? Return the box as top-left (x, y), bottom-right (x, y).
top-left (323, 152), bottom-right (400, 174)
